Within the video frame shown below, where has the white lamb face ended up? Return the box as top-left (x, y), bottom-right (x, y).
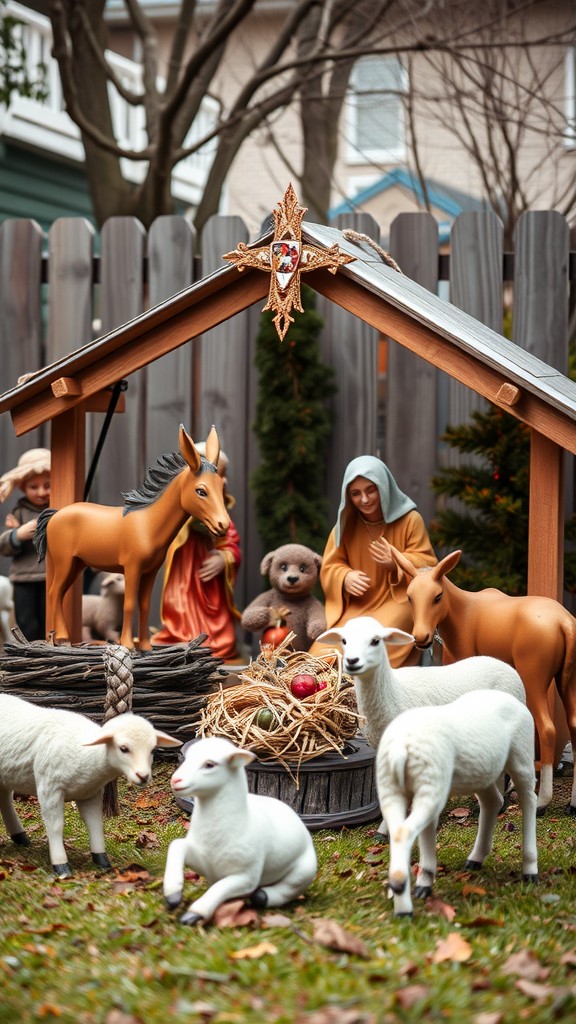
top-left (317, 617), bottom-right (414, 678)
top-left (109, 732), bottom-right (156, 786)
top-left (170, 739), bottom-right (255, 798)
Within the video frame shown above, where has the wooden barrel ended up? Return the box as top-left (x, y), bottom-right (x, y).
top-left (175, 736), bottom-right (380, 831)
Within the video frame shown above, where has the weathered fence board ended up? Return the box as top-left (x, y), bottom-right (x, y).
top-left (322, 212), bottom-right (380, 520)
top-left (92, 217), bottom-right (146, 505)
top-left (46, 218), bottom-right (94, 365)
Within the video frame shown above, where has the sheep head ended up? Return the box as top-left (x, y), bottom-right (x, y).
top-left (317, 617), bottom-right (414, 678)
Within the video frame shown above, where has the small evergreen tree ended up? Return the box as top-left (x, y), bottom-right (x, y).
top-left (430, 404), bottom-right (576, 593)
top-left (251, 285), bottom-right (336, 553)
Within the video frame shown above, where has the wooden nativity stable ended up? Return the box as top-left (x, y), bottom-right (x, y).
top-left (0, 215), bottom-right (575, 651)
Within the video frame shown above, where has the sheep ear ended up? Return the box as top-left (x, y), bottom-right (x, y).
top-left (381, 627), bottom-right (415, 646)
top-left (227, 749), bottom-right (256, 769)
top-left (155, 730), bottom-right (182, 748)
top-left (82, 734), bottom-right (111, 747)
top-left (316, 628), bottom-right (344, 646)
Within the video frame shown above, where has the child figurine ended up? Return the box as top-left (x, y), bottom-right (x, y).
top-left (0, 448), bottom-right (51, 641)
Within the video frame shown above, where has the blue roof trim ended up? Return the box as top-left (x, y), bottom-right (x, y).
top-left (330, 168), bottom-right (486, 221)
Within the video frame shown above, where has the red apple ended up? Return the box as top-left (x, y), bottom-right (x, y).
top-left (316, 679), bottom-right (328, 691)
top-left (262, 624), bottom-right (291, 648)
top-left (290, 672), bottom-right (318, 698)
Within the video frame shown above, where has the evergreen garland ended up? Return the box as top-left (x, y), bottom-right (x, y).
top-left (251, 285), bottom-right (336, 553)
top-left (430, 404), bottom-right (576, 593)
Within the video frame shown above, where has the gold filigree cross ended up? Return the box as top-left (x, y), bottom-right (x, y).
top-left (223, 183), bottom-right (356, 342)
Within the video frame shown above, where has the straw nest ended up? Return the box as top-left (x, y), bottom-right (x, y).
top-left (198, 632), bottom-right (362, 779)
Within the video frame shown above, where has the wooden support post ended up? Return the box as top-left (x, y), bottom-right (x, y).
top-left (528, 429), bottom-right (563, 601)
top-left (49, 406), bottom-right (86, 643)
top-left (528, 429), bottom-right (568, 762)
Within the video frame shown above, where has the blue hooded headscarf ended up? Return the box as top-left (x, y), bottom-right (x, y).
top-left (334, 455), bottom-right (416, 545)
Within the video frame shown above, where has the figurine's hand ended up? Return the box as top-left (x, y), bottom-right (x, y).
top-left (369, 537), bottom-right (395, 569)
top-left (269, 604), bottom-right (290, 625)
top-left (16, 519), bottom-right (37, 542)
top-left (5, 513), bottom-right (18, 529)
top-left (198, 551), bottom-right (225, 581)
top-left (343, 570), bottom-right (371, 597)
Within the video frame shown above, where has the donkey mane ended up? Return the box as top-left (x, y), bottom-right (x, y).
top-left (122, 450), bottom-right (216, 515)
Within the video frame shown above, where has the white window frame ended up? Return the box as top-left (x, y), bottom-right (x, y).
top-left (345, 55), bottom-right (407, 165)
top-left (565, 47), bottom-right (576, 149)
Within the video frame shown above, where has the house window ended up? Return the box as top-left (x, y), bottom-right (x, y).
top-left (346, 56), bottom-right (406, 164)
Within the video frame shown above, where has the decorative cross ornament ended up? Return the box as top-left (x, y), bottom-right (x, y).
top-left (223, 183), bottom-right (356, 342)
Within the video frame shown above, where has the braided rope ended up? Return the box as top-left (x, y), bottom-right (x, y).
top-left (102, 645), bottom-right (134, 818)
top-left (341, 229), bottom-right (403, 274)
top-left (103, 645), bottom-right (134, 721)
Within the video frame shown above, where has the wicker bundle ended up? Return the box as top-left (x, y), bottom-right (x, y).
top-left (199, 633), bottom-right (362, 779)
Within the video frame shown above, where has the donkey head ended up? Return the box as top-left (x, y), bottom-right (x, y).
top-left (179, 424), bottom-right (230, 536)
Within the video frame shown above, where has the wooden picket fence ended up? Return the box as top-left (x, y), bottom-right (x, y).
top-left (0, 208), bottom-right (574, 621)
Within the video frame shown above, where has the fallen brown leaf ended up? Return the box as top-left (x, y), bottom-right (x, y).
top-left (514, 978), bottom-right (555, 1001)
top-left (262, 912), bottom-right (292, 928)
top-left (426, 898), bottom-right (456, 921)
top-left (462, 884), bottom-right (487, 897)
top-left (502, 950), bottom-right (550, 982)
top-left (394, 985), bottom-right (430, 1009)
top-left (135, 831), bottom-right (159, 849)
top-left (213, 900), bottom-right (259, 929)
top-left (450, 807), bottom-right (470, 818)
top-left (432, 932), bottom-right (473, 963)
top-left (560, 951), bottom-right (576, 969)
top-left (474, 1012), bottom-right (503, 1024)
top-left (37, 1006), bottom-right (63, 1018)
top-left (296, 1008), bottom-right (376, 1024)
top-left (312, 918), bottom-right (370, 959)
top-left (229, 940), bottom-right (277, 960)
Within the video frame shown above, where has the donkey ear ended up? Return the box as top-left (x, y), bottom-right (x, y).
top-left (433, 550), bottom-right (462, 579)
top-left (204, 425), bottom-right (221, 467)
top-left (390, 546), bottom-right (418, 580)
top-left (179, 424), bottom-right (201, 472)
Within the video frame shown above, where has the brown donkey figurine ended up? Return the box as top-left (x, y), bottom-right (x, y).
top-left (34, 425), bottom-right (230, 651)
top-left (389, 546), bottom-right (576, 816)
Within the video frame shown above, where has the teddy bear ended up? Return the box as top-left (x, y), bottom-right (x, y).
top-left (241, 543), bottom-right (326, 652)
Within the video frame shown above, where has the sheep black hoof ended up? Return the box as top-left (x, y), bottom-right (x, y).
top-left (464, 859), bottom-right (483, 871)
top-left (522, 873), bottom-right (539, 883)
top-left (11, 831), bottom-right (31, 847)
top-left (165, 892), bottom-right (183, 911)
top-left (179, 910), bottom-right (205, 927)
top-left (394, 911), bottom-right (413, 919)
top-left (565, 803), bottom-right (576, 816)
top-left (414, 885), bottom-right (432, 899)
top-left (536, 805), bottom-right (548, 817)
top-left (92, 852), bottom-right (113, 870)
top-left (249, 888), bottom-right (268, 909)
top-left (53, 863), bottom-right (72, 877)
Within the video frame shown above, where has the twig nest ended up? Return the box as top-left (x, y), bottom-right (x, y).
top-left (199, 632), bottom-right (361, 782)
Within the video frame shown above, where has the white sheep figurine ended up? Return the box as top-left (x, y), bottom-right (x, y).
top-left (0, 693), bottom-right (180, 876)
top-left (163, 736), bottom-right (317, 926)
top-left (82, 572), bottom-right (125, 643)
top-left (318, 616), bottom-right (526, 835)
top-left (377, 689), bottom-right (539, 917)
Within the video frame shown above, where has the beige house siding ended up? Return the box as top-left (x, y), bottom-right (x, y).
top-left (107, 1), bottom-right (576, 237)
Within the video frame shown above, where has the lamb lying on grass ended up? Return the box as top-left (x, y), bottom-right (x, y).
top-left (0, 694), bottom-right (180, 875)
top-left (164, 736), bottom-right (317, 926)
top-left (377, 689), bottom-right (538, 917)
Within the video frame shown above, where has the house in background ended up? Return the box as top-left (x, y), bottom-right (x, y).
top-left (0, 1), bottom-right (574, 238)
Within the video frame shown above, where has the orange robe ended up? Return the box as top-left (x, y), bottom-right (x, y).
top-left (309, 509), bottom-right (436, 667)
top-left (152, 516), bottom-right (241, 660)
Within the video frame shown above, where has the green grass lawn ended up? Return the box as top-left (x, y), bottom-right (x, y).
top-left (1, 757), bottom-right (575, 1024)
